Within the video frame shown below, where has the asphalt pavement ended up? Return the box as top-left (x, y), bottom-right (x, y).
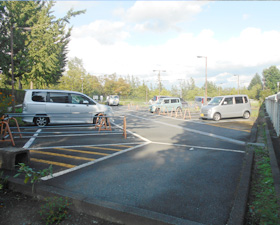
top-left (6, 106), bottom-right (256, 225)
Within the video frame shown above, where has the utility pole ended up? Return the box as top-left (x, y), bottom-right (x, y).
top-left (153, 70), bottom-right (166, 96)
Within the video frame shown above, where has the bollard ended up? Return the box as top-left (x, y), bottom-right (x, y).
top-left (123, 116), bottom-right (127, 139)
top-left (183, 108), bottom-right (191, 120)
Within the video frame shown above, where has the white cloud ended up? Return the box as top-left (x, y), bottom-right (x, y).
top-left (69, 25), bottom-right (280, 88)
top-left (125, 1), bottom-right (207, 32)
top-left (72, 20), bottom-right (130, 45)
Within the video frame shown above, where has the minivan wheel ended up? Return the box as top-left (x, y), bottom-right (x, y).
top-left (243, 111), bottom-right (250, 119)
top-left (34, 117), bottom-right (48, 127)
top-left (213, 113), bottom-right (221, 121)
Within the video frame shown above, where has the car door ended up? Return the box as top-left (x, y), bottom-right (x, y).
top-left (234, 96), bottom-right (245, 117)
top-left (70, 93), bottom-right (97, 123)
top-left (220, 97), bottom-right (235, 118)
top-left (46, 92), bottom-right (71, 123)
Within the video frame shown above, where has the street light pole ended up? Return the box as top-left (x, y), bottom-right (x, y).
top-left (197, 56), bottom-right (208, 105)
top-left (234, 74), bottom-right (239, 94)
top-left (153, 70), bottom-right (166, 96)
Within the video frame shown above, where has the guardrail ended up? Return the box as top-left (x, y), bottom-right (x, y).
top-left (265, 93), bottom-right (280, 136)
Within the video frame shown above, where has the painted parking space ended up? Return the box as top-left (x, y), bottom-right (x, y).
top-left (28, 144), bottom-right (139, 173)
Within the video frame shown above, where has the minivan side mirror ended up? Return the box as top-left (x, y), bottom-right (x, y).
top-left (223, 101), bottom-right (228, 105)
top-left (83, 100), bottom-right (89, 104)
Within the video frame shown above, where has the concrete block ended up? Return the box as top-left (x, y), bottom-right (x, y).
top-left (0, 147), bottom-right (30, 170)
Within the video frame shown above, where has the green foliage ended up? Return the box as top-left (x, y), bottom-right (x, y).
top-left (0, 1), bottom-right (85, 89)
top-left (262, 66), bottom-right (280, 94)
top-left (248, 73), bottom-right (263, 90)
top-left (0, 171), bottom-right (9, 190)
top-left (248, 146), bottom-right (280, 224)
top-left (39, 196), bottom-right (71, 225)
top-left (0, 91), bottom-right (12, 116)
top-left (14, 163), bottom-right (53, 192)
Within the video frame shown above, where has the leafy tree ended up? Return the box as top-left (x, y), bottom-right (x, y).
top-left (262, 66), bottom-right (280, 93)
top-left (248, 73), bottom-right (263, 90)
top-left (0, 1), bottom-right (85, 89)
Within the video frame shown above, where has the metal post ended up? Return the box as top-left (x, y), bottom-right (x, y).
top-left (10, 25), bottom-right (15, 113)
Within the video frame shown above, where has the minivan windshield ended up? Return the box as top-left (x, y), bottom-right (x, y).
top-left (208, 97), bottom-right (223, 105)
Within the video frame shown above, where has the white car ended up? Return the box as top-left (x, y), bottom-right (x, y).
top-left (22, 89), bottom-right (113, 126)
top-left (107, 95), bottom-right (119, 106)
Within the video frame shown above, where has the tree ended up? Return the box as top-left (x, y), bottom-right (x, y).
top-left (248, 73), bottom-right (262, 90)
top-left (262, 66), bottom-right (280, 93)
top-left (0, 1), bottom-right (85, 89)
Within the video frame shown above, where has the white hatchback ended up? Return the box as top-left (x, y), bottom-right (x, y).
top-left (22, 89), bottom-right (113, 127)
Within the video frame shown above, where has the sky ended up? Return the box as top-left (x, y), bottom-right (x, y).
top-left (53, 1), bottom-right (280, 90)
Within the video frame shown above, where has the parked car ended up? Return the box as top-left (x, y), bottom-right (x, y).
top-left (200, 94), bottom-right (251, 121)
top-left (149, 95), bottom-right (170, 105)
top-left (106, 95), bottom-right (119, 106)
top-left (22, 89), bottom-right (113, 127)
top-left (195, 96), bottom-right (212, 107)
top-left (149, 97), bottom-right (182, 113)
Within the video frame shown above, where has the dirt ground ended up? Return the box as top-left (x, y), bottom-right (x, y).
top-left (0, 189), bottom-right (121, 225)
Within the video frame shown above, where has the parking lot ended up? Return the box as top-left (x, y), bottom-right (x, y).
top-left (8, 105), bottom-right (255, 224)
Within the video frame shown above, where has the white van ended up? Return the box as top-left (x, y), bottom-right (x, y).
top-left (149, 97), bottom-right (182, 113)
top-left (22, 89), bottom-right (113, 126)
top-left (200, 95), bottom-right (251, 121)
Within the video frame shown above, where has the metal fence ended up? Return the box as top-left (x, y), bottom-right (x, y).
top-left (265, 93), bottom-right (280, 136)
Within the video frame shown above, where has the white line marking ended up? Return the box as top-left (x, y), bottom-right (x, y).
top-left (41, 142), bottom-right (150, 180)
top-left (17, 132), bottom-right (123, 139)
top-left (128, 114), bottom-right (247, 146)
top-left (112, 121), bottom-right (151, 143)
top-left (151, 141), bottom-right (245, 153)
top-left (23, 129), bottom-right (41, 149)
top-left (28, 142), bottom-right (146, 150)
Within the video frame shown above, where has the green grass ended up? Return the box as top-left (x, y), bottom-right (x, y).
top-left (246, 104), bottom-right (280, 224)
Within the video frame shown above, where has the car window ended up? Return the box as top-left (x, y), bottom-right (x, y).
top-left (235, 96), bottom-right (243, 104)
top-left (49, 92), bottom-right (69, 103)
top-left (71, 94), bottom-right (95, 105)
top-left (209, 97), bottom-right (223, 105)
top-left (244, 96), bottom-right (248, 103)
top-left (222, 97), bottom-right (233, 105)
top-left (32, 92), bottom-right (47, 102)
top-left (164, 99), bottom-right (169, 104)
top-left (171, 99), bottom-right (178, 103)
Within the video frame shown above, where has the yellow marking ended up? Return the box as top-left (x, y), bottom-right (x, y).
top-left (54, 147), bottom-right (109, 156)
top-left (207, 123), bottom-right (251, 133)
top-left (31, 158), bottom-right (75, 168)
top-left (86, 146), bottom-right (122, 152)
top-left (30, 150), bottom-right (95, 161)
top-left (114, 145), bottom-right (133, 148)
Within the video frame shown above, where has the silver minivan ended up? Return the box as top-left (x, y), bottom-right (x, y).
top-left (149, 97), bottom-right (182, 113)
top-left (22, 89), bottom-right (113, 126)
top-left (200, 95), bottom-right (251, 121)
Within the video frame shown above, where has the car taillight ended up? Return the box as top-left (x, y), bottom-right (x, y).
top-left (202, 99), bottom-right (204, 103)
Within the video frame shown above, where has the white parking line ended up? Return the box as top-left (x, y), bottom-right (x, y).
top-left (23, 129), bottom-right (41, 149)
top-left (128, 114), bottom-right (247, 146)
top-left (151, 141), bottom-right (245, 153)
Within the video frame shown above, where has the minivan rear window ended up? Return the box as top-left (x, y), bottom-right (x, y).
top-left (49, 92), bottom-right (69, 103)
top-left (32, 92), bottom-right (47, 102)
top-left (171, 99), bottom-right (179, 103)
top-left (235, 97), bottom-right (243, 104)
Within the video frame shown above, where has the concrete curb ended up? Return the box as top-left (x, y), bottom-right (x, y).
top-left (227, 146), bottom-right (254, 225)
